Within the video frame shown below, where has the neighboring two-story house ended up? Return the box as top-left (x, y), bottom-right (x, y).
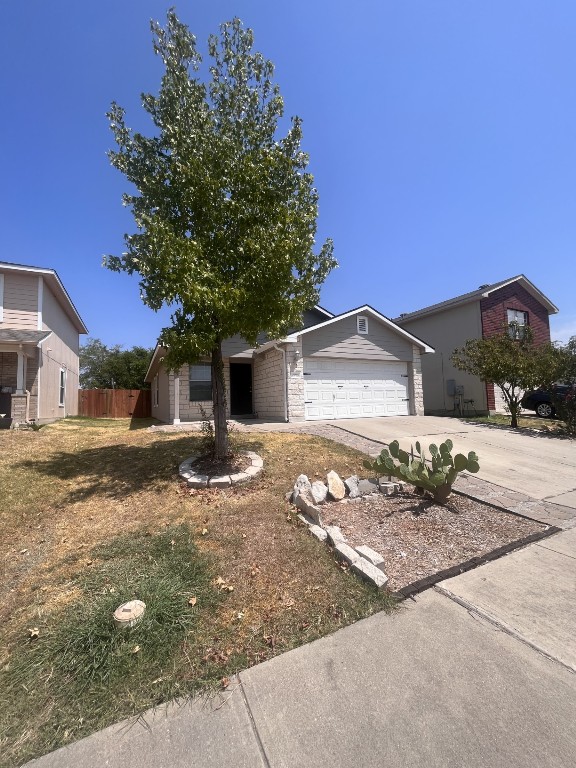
top-left (395, 275), bottom-right (558, 415)
top-left (0, 261), bottom-right (88, 426)
top-left (145, 305), bottom-right (434, 424)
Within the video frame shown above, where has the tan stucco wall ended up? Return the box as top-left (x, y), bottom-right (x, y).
top-left (151, 368), bottom-right (171, 424)
top-left (399, 303), bottom-right (487, 414)
top-left (41, 281), bottom-right (80, 418)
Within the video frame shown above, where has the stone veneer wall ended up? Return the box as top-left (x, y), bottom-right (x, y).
top-left (253, 347), bottom-right (285, 420)
top-left (286, 341), bottom-right (305, 422)
top-left (409, 348), bottom-right (424, 416)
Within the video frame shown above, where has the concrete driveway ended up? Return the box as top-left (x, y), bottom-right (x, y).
top-left (332, 416), bottom-right (576, 509)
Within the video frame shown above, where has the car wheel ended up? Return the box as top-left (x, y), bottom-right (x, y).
top-left (536, 402), bottom-right (554, 418)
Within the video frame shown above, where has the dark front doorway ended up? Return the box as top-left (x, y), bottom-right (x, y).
top-left (230, 363), bottom-right (253, 416)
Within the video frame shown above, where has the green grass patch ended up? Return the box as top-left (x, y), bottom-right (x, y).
top-left (1, 525), bottom-right (222, 767)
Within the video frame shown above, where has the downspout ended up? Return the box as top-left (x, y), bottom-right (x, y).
top-left (273, 344), bottom-right (289, 423)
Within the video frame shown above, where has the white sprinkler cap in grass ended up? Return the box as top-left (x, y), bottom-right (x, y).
top-left (113, 600), bottom-right (146, 629)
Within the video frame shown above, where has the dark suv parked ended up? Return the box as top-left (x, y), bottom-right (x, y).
top-left (521, 385), bottom-right (574, 418)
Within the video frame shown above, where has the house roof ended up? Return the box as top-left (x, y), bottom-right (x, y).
top-left (144, 304), bottom-right (335, 381)
top-left (394, 275), bottom-right (559, 324)
top-left (0, 261), bottom-right (88, 333)
top-left (0, 329), bottom-right (52, 345)
top-left (282, 305), bottom-right (435, 353)
top-left (313, 304), bottom-right (334, 319)
top-left (144, 345), bottom-right (167, 383)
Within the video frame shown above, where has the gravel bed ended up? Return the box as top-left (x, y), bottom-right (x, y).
top-left (321, 491), bottom-right (548, 592)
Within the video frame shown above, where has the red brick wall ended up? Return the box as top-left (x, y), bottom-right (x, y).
top-left (480, 283), bottom-right (552, 410)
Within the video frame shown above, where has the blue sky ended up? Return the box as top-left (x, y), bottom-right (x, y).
top-left (1, 1), bottom-right (575, 348)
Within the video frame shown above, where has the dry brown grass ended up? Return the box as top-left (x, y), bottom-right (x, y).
top-left (0, 419), bottom-right (395, 765)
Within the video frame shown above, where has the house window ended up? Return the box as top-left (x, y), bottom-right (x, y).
top-left (189, 363), bottom-right (212, 401)
top-left (357, 316), bottom-right (369, 334)
top-left (152, 375), bottom-right (159, 408)
top-left (507, 309), bottom-right (528, 339)
top-left (59, 369), bottom-right (66, 407)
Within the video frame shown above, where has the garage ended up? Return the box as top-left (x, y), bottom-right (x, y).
top-left (303, 358), bottom-right (410, 420)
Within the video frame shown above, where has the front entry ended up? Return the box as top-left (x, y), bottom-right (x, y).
top-left (230, 363), bottom-right (253, 416)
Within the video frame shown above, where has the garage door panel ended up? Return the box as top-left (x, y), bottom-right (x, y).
top-left (304, 358), bottom-right (409, 420)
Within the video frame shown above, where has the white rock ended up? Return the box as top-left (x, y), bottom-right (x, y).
top-left (311, 481), bottom-right (328, 504)
top-left (334, 542), bottom-right (360, 566)
top-left (351, 558), bottom-right (389, 589)
top-left (327, 471), bottom-right (346, 501)
top-left (293, 474), bottom-right (312, 503)
top-left (344, 476), bottom-right (360, 498)
top-left (325, 525), bottom-right (346, 546)
top-left (355, 545), bottom-right (386, 571)
top-left (294, 489), bottom-right (323, 525)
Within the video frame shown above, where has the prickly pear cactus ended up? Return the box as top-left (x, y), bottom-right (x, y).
top-left (363, 439), bottom-right (479, 504)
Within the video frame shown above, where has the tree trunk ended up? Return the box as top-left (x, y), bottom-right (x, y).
top-left (211, 343), bottom-right (229, 459)
top-left (510, 402), bottom-right (519, 428)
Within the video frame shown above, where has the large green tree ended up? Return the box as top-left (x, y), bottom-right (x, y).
top-left (106, 12), bottom-right (336, 457)
top-left (451, 325), bottom-right (555, 428)
top-left (80, 338), bottom-right (153, 390)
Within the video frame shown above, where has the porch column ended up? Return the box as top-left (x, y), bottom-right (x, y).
top-left (16, 350), bottom-right (26, 394)
top-left (173, 374), bottom-right (181, 424)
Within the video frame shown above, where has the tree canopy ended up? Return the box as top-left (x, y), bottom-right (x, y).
top-left (451, 325), bottom-right (555, 427)
top-left (80, 338), bottom-right (153, 390)
top-left (106, 11), bottom-right (336, 456)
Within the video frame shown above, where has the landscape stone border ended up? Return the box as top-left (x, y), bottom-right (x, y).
top-left (289, 470), bottom-right (562, 598)
top-left (179, 451), bottom-right (264, 489)
top-left (288, 471), bottom-right (399, 590)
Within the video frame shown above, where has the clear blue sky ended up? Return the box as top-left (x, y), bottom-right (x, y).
top-left (1, 1), bottom-right (575, 348)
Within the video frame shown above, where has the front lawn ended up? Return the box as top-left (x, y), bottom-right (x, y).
top-left (457, 414), bottom-right (566, 432)
top-left (0, 419), bottom-right (395, 767)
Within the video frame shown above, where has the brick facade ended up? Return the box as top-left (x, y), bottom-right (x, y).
top-left (480, 283), bottom-right (551, 412)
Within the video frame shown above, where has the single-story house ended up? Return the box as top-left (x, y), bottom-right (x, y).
top-left (145, 305), bottom-right (434, 424)
top-left (394, 275), bottom-right (558, 415)
top-left (0, 260), bottom-right (88, 425)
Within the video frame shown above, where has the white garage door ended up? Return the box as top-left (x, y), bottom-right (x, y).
top-left (303, 359), bottom-right (410, 421)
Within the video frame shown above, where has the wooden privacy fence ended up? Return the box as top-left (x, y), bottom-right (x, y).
top-left (78, 389), bottom-right (151, 419)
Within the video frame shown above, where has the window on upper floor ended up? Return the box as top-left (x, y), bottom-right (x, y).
top-left (189, 363), bottom-right (212, 401)
top-left (507, 308), bottom-right (528, 339)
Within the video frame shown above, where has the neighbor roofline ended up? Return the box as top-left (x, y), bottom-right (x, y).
top-left (0, 260), bottom-right (88, 333)
top-left (394, 274), bottom-right (558, 323)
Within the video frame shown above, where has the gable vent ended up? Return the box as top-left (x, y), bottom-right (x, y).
top-left (357, 316), bottom-right (368, 334)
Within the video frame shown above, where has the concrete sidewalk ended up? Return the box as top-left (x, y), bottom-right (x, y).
top-left (28, 584), bottom-right (576, 768)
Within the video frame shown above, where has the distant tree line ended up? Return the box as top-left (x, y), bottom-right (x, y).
top-left (80, 338), bottom-right (153, 390)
